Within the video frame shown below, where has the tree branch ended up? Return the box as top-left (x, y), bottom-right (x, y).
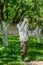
top-left (12, 0), bottom-right (22, 23)
top-left (15, 8), bottom-right (27, 23)
top-left (0, 0), bottom-right (6, 21)
top-left (13, 5), bottom-right (31, 24)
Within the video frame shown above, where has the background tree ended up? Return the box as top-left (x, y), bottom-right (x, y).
top-left (0, 0), bottom-right (9, 46)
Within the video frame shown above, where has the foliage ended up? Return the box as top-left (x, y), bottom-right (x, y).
top-left (0, 0), bottom-right (43, 26)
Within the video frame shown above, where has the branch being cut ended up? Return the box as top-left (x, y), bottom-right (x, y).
top-left (13, 5), bottom-right (31, 24)
top-left (14, 8), bottom-right (27, 23)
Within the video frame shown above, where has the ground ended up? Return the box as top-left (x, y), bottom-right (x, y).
top-left (0, 36), bottom-right (43, 65)
top-left (23, 61), bottom-right (43, 65)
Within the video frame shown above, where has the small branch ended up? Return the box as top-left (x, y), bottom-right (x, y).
top-left (6, 20), bottom-right (13, 30)
top-left (14, 8), bottom-right (27, 23)
top-left (0, 0), bottom-right (6, 21)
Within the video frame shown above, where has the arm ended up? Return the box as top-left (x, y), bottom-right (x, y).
top-left (22, 17), bottom-right (29, 29)
top-left (21, 19), bottom-right (27, 28)
top-left (17, 24), bottom-right (19, 28)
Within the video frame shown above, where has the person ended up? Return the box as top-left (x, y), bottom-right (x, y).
top-left (17, 16), bottom-right (29, 61)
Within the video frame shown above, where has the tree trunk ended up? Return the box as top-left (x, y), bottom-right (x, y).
top-left (1, 21), bottom-right (8, 46)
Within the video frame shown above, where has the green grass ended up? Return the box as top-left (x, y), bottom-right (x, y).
top-left (0, 36), bottom-right (43, 65)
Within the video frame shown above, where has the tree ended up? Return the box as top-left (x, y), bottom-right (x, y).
top-left (0, 0), bottom-right (43, 46)
top-left (0, 0), bottom-right (9, 46)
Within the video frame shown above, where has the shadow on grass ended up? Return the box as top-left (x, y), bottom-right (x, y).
top-left (26, 42), bottom-right (43, 61)
top-left (0, 40), bottom-right (21, 64)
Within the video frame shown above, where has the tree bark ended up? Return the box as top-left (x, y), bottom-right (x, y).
top-left (1, 21), bottom-right (9, 46)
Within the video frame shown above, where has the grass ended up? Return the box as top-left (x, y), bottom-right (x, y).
top-left (0, 36), bottom-right (43, 65)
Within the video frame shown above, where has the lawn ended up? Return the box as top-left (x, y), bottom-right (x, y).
top-left (0, 36), bottom-right (43, 65)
